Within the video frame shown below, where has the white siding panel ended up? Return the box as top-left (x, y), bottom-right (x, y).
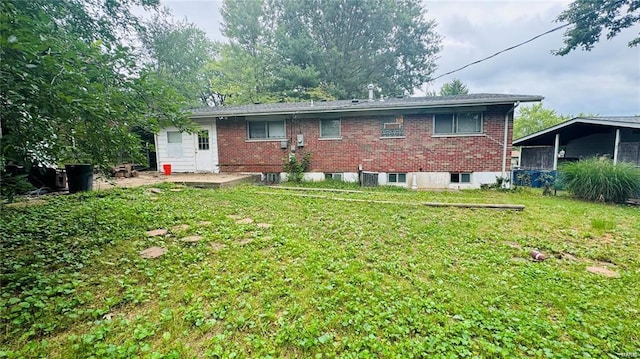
top-left (156, 127), bottom-right (196, 173)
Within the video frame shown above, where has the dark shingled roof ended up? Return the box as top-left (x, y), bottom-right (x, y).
top-left (189, 93), bottom-right (543, 118)
top-left (513, 116), bottom-right (640, 146)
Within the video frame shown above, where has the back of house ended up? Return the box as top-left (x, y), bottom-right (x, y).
top-left (156, 93), bottom-right (543, 189)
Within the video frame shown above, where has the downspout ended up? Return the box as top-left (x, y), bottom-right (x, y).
top-left (502, 102), bottom-right (520, 185)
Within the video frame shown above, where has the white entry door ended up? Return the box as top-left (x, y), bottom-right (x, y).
top-left (195, 126), bottom-right (214, 172)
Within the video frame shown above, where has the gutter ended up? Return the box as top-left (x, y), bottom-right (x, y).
top-left (189, 97), bottom-right (543, 119)
top-left (502, 102), bottom-right (520, 184)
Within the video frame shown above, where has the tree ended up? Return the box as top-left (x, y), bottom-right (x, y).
top-left (555, 0), bottom-right (640, 55)
top-left (220, 0), bottom-right (442, 101)
top-left (206, 44), bottom-right (279, 105)
top-left (0, 0), bottom-right (192, 175)
top-left (139, 14), bottom-right (217, 107)
top-left (513, 104), bottom-right (570, 139)
top-left (439, 79), bottom-right (469, 96)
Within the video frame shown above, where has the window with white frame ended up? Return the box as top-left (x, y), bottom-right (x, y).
top-left (320, 119), bottom-right (341, 138)
top-left (434, 112), bottom-right (482, 135)
top-left (387, 173), bottom-right (407, 183)
top-left (167, 131), bottom-right (183, 157)
top-left (450, 172), bottom-right (471, 183)
top-left (248, 120), bottom-right (286, 140)
top-left (325, 173), bottom-right (343, 181)
top-left (197, 130), bottom-right (210, 150)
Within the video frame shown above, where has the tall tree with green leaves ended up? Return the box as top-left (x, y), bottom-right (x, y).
top-left (439, 79), bottom-right (469, 96)
top-left (0, 0), bottom-right (192, 174)
top-left (555, 0), bottom-right (640, 55)
top-left (219, 0), bottom-right (441, 101)
top-left (513, 104), bottom-right (570, 140)
top-left (139, 14), bottom-right (217, 107)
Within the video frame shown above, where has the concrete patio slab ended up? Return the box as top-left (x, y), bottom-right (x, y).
top-left (93, 172), bottom-right (260, 190)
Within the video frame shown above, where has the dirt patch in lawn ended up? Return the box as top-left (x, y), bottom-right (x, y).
top-left (586, 266), bottom-right (619, 278)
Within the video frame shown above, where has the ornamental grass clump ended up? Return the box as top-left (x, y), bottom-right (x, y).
top-left (560, 158), bottom-right (640, 203)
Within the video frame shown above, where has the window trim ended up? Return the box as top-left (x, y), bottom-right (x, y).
top-left (433, 112), bottom-right (483, 136)
top-left (167, 131), bottom-right (183, 158)
top-left (197, 130), bottom-right (210, 151)
top-left (381, 115), bottom-right (405, 138)
top-left (387, 172), bottom-right (407, 184)
top-left (325, 173), bottom-right (343, 181)
top-left (247, 119), bottom-right (287, 141)
top-left (450, 172), bottom-right (472, 184)
top-left (320, 118), bottom-right (341, 139)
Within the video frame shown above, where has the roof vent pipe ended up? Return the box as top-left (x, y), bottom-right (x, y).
top-left (367, 84), bottom-right (374, 102)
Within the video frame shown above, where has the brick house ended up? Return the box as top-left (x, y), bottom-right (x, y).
top-left (155, 93), bottom-right (543, 189)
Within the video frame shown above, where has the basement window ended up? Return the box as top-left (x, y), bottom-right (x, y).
top-left (388, 173), bottom-right (407, 183)
top-left (325, 173), bottom-right (343, 181)
top-left (450, 173), bottom-right (471, 183)
top-left (264, 172), bottom-right (280, 183)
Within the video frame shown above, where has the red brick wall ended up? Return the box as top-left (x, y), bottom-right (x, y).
top-left (217, 105), bottom-right (513, 173)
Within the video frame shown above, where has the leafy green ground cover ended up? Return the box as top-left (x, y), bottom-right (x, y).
top-left (1, 184), bottom-right (639, 358)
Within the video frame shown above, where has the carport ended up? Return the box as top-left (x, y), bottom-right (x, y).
top-left (513, 117), bottom-right (640, 170)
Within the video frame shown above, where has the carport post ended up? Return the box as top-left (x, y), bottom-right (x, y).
top-left (553, 133), bottom-right (560, 170)
top-left (613, 128), bottom-right (620, 165)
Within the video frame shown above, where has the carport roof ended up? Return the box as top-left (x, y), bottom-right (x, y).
top-left (513, 116), bottom-right (640, 147)
top-left (189, 93), bottom-right (543, 118)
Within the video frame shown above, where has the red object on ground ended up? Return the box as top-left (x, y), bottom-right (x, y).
top-left (162, 164), bottom-right (172, 175)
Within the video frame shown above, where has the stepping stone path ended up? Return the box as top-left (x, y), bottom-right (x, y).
top-left (170, 189), bottom-right (182, 192)
top-left (560, 253), bottom-right (578, 261)
top-left (238, 238), bottom-right (253, 245)
top-left (504, 241), bottom-right (521, 249)
top-left (146, 229), bottom-right (168, 237)
top-left (236, 218), bottom-right (254, 224)
top-left (149, 188), bottom-right (163, 194)
top-left (179, 236), bottom-right (203, 243)
top-left (140, 246), bottom-right (167, 259)
top-left (172, 224), bottom-right (190, 232)
top-left (586, 266), bottom-right (619, 278)
top-left (198, 221), bottom-right (212, 226)
top-left (256, 223), bottom-right (272, 229)
top-left (210, 243), bottom-right (225, 252)
top-left (227, 214), bottom-right (243, 220)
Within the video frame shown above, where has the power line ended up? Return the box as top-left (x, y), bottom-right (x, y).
top-left (430, 23), bottom-right (571, 82)
top-left (430, 0), bottom-right (628, 82)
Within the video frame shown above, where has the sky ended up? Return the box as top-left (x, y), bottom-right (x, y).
top-left (161, 0), bottom-right (640, 117)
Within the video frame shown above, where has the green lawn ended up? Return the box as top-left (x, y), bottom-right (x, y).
top-left (1, 184), bottom-right (639, 358)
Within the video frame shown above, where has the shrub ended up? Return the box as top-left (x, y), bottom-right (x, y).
top-left (283, 152), bottom-right (311, 183)
top-left (560, 158), bottom-right (640, 203)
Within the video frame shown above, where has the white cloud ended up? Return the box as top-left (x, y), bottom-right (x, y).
top-left (160, 0), bottom-right (640, 116)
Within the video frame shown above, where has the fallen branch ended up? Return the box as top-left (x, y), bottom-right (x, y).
top-left (257, 191), bottom-right (525, 210)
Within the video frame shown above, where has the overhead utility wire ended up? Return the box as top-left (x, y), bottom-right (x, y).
top-left (430, 0), bottom-right (627, 81)
top-left (430, 23), bottom-right (571, 81)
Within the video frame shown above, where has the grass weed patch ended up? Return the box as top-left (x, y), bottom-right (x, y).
top-left (1, 184), bottom-right (639, 357)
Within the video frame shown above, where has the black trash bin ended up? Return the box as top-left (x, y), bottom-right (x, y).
top-left (65, 164), bottom-right (93, 193)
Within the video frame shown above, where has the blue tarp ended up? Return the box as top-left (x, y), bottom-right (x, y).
top-left (512, 169), bottom-right (558, 188)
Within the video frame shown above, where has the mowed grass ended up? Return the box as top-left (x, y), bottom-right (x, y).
top-left (1, 184), bottom-right (639, 358)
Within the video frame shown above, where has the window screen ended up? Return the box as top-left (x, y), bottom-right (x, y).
top-left (320, 119), bottom-right (341, 138)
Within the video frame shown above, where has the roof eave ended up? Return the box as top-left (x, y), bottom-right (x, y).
top-left (513, 117), bottom-right (640, 146)
top-left (190, 96), bottom-right (543, 119)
